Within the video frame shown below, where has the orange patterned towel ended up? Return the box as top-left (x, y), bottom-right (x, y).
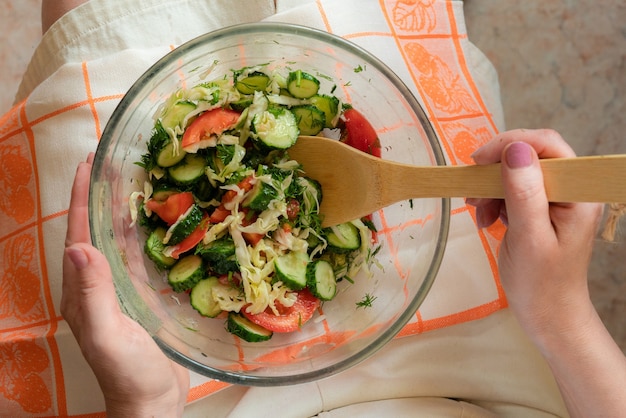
top-left (0, 0), bottom-right (510, 415)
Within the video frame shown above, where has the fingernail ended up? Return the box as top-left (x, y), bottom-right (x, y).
top-left (66, 246), bottom-right (89, 270)
top-left (475, 209), bottom-right (489, 229)
top-left (470, 147), bottom-right (484, 161)
top-left (504, 142), bottom-right (533, 168)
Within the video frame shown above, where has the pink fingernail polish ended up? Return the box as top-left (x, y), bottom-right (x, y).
top-left (505, 142), bottom-right (533, 168)
top-left (66, 246), bottom-right (88, 269)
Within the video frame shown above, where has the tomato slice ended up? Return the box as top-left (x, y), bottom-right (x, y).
top-left (240, 209), bottom-right (264, 246)
top-left (342, 108), bottom-right (381, 157)
top-left (242, 289), bottom-right (320, 333)
top-left (181, 108), bottom-right (241, 150)
top-left (286, 199), bottom-right (300, 221)
top-left (209, 204), bottom-right (230, 223)
top-left (169, 213), bottom-right (209, 259)
top-left (145, 191), bottom-right (194, 225)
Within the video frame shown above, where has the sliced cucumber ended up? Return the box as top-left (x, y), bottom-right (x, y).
top-left (306, 260), bottom-right (337, 301)
top-left (156, 140), bottom-right (187, 168)
top-left (151, 184), bottom-right (180, 202)
top-left (273, 251), bottom-right (310, 290)
top-left (242, 180), bottom-right (278, 211)
top-left (326, 222), bottom-right (361, 252)
top-left (161, 100), bottom-right (197, 130)
top-left (167, 205), bottom-right (203, 245)
top-left (192, 177), bottom-right (218, 202)
top-left (227, 313), bottom-right (273, 342)
top-left (168, 254), bottom-right (205, 292)
top-left (310, 94), bottom-right (340, 128)
top-left (190, 276), bottom-right (223, 317)
top-left (287, 70), bottom-right (320, 99)
top-left (168, 153), bottom-right (207, 185)
top-left (291, 105), bottom-right (326, 136)
top-left (230, 98), bottom-right (253, 112)
top-left (251, 107), bottom-right (299, 150)
top-left (196, 237), bottom-right (239, 275)
top-left (235, 71), bottom-right (271, 94)
top-left (144, 227), bottom-right (177, 269)
top-left (148, 121), bottom-right (187, 168)
top-left (297, 177), bottom-right (322, 211)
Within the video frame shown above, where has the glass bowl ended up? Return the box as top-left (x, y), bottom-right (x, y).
top-left (90, 22), bottom-right (449, 385)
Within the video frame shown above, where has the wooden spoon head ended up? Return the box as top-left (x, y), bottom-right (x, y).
top-left (288, 136), bottom-right (381, 227)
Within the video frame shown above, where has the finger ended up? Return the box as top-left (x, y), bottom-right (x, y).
top-left (500, 142), bottom-right (553, 236)
top-left (466, 198), bottom-right (503, 228)
top-left (62, 243), bottom-right (122, 333)
top-left (66, 160), bottom-right (93, 247)
top-left (472, 129), bottom-right (576, 165)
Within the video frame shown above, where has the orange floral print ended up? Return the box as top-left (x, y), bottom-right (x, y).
top-left (0, 336), bottom-right (52, 414)
top-left (0, 144), bottom-right (35, 225)
top-left (405, 42), bottom-right (479, 115)
top-left (0, 234), bottom-right (44, 323)
top-left (392, 0), bottom-right (436, 32)
top-left (0, 104), bottom-right (21, 139)
top-left (443, 122), bottom-right (492, 165)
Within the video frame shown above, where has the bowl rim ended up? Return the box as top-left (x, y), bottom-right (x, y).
top-left (91, 21), bottom-right (450, 386)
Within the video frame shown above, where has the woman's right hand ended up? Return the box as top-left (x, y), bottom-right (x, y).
top-left (469, 129), bottom-right (602, 339)
top-left (468, 129), bottom-right (626, 418)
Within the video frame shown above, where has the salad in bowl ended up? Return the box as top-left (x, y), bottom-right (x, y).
top-left (90, 22), bottom-right (448, 385)
top-left (131, 63), bottom-right (381, 342)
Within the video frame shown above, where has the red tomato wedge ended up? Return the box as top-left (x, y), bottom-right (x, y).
top-left (169, 213), bottom-right (209, 259)
top-left (145, 191), bottom-right (194, 225)
top-left (242, 289), bottom-right (320, 333)
top-left (181, 108), bottom-right (241, 150)
top-left (209, 205), bottom-right (230, 223)
top-left (342, 108), bottom-right (381, 157)
top-left (241, 209), bottom-right (264, 246)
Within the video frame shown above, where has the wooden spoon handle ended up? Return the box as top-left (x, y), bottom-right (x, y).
top-left (393, 154), bottom-right (626, 202)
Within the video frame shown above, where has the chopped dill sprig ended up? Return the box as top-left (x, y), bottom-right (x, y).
top-left (356, 293), bottom-right (377, 309)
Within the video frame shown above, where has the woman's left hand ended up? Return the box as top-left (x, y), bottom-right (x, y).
top-left (62, 154), bottom-right (189, 418)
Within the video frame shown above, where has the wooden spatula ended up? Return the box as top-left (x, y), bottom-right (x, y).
top-left (288, 135), bottom-right (626, 227)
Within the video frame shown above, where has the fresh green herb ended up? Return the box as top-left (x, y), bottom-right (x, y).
top-left (354, 64), bottom-right (366, 73)
top-left (316, 72), bottom-right (334, 82)
top-left (356, 293), bottom-right (377, 309)
top-left (361, 217), bottom-right (377, 232)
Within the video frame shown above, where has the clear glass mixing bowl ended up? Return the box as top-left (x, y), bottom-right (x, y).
top-left (90, 22), bottom-right (449, 385)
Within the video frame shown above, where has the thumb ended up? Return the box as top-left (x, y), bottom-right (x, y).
top-left (501, 141), bottom-right (552, 235)
top-left (63, 243), bottom-right (122, 330)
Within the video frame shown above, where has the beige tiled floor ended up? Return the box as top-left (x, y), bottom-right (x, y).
top-left (1, 1), bottom-right (623, 352)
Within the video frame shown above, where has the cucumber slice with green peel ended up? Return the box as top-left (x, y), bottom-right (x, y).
top-left (230, 98), bottom-right (253, 112)
top-left (144, 227), bottom-right (177, 269)
top-left (287, 70), bottom-right (320, 98)
top-left (306, 260), bottom-right (337, 301)
top-left (190, 276), bottom-right (223, 317)
top-left (326, 222), bottom-right (361, 252)
top-left (155, 141), bottom-right (187, 168)
top-left (309, 94), bottom-right (340, 128)
top-left (168, 254), bottom-right (205, 292)
top-left (227, 313), bottom-right (273, 342)
top-left (195, 237), bottom-right (239, 275)
top-left (168, 153), bottom-right (208, 185)
top-left (151, 184), bottom-right (180, 202)
top-left (251, 107), bottom-right (299, 150)
top-left (235, 71), bottom-right (271, 94)
top-left (291, 105), bottom-right (326, 136)
top-left (161, 100), bottom-right (197, 130)
top-left (148, 121), bottom-right (187, 168)
top-left (167, 205), bottom-right (203, 245)
top-left (273, 251), bottom-right (310, 290)
top-left (242, 180), bottom-right (278, 211)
